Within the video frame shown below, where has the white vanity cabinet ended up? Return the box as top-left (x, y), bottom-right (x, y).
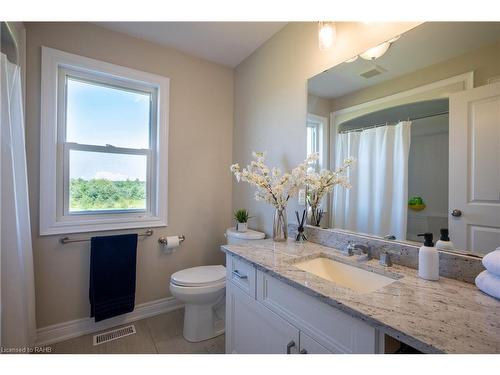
top-left (226, 282), bottom-right (300, 353)
top-left (225, 253), bottom-right (381, 354)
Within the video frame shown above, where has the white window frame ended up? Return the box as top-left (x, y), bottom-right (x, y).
top-left (307, 113), bottom-right (329, 213)
top-left (40, 47), bottom-right (169, 235)
top-left (306, 113), bottom-right (328, 170)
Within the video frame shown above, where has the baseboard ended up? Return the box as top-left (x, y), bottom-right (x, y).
top-left (36, 296), bottom-right (184, 347)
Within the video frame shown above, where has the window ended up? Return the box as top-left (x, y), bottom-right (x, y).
top-left (306, 122), bottom-right (320, 166)
top-left (306, 114), bottom-right (327, 171)
top-left (40, 47), bottom-right (169, 235)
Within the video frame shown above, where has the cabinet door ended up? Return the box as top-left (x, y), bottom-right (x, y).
top-left (257, 270), bottom-right (379, 353)
top-left (299, 331), bottom-right (332, 354)
top-left (226, 282), bottom-right (299, 354)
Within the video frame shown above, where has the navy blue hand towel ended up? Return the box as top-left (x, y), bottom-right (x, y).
top-left (89, 233), bottom-right (138, 322)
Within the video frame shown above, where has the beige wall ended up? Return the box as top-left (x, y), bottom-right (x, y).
top-left (25, 22), bottom-right (233, 328)
top-left (307, 94), bottom-right (330, 118)
top-left (331, 40), bottom-right (500, 112)
top-left (233, 22), bottom-right (421, 235)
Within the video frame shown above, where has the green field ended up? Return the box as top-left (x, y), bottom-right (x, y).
top-left (69, 178), bottom-right (146, 211)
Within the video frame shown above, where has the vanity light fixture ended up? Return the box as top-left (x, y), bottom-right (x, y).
top-left (359, 42), bottom-right (391, 60)
top-left (345, 56), bottom-right (359, 63)
top-left (318, 22), bottom-right (336, 51)
top-left (359, 35), bottom-right (401, 61)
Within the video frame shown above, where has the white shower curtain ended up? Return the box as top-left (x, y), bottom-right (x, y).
top-left (1, 53), bottom-right (37, 348)
top-left (333, 122), bottom-right (411, 240)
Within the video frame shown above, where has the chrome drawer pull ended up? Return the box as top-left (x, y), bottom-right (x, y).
top-left (286, 340), bottom-right (296, 354)
top-left (232, 270), bottom-right (248, 279)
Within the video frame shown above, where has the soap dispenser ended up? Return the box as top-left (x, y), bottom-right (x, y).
top-left (417, 233), bottom-right (439, 281)
top-left (436, 228), bottom-right (455, 251)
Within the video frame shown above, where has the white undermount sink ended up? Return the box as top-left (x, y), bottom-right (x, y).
top-left (294, 257), bottom-right (399, 293)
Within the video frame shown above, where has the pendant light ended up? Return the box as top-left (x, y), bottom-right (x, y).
top-left (318, 22), bottom-right (336, 51)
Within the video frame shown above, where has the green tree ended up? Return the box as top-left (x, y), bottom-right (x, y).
top-left (70, 178), bottom-right (146, 211)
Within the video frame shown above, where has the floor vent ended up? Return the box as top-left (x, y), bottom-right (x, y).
top-left (93, 325), bottom-right (136, 346)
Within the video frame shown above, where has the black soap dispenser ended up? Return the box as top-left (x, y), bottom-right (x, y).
top-left (436, 229), bottom-right (455, 251)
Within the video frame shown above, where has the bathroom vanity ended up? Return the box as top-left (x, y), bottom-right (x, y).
top-left (222, 239), bottom-right (500, 354)
top-left (222, 21), bottom-right (500, 355)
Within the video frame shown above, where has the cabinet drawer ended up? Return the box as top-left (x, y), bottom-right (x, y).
top-left (257, 270), bottom-right (379, 353)
top-left (300, 331), bottom-right (332, 354)
top-left (227, 253), bottom-right (256, 298)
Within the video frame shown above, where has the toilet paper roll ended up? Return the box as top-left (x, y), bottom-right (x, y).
top-left (164, 236), bottom-right (180, 250)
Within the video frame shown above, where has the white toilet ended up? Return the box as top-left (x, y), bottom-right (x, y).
top-left (170, 265), bottom-right (226, 342)
top-left (170, 227), bottom-right (265, 342)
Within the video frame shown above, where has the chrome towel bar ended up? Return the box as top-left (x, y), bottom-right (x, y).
top-left (60, 229), bottom-right (154, 244)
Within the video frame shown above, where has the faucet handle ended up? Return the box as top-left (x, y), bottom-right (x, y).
top-left (379, 250), bottom-right (393, 267)
top-left (344, 242), bottom-right (354, 256)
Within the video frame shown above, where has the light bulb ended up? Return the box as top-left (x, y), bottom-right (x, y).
top-left (318, 22), bottom-right (336, 51)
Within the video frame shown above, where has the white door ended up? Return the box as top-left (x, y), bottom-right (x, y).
top-left (225, 283), bottom-right (300, 354)
top-left (449, 82), bottom-right (500, 255)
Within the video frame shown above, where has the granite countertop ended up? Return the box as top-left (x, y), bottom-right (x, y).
top-left (221, 239), bottom-right (500, 354)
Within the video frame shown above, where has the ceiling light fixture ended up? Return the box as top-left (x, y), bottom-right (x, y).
top-left (358, 35), bottom-right (401, 61)
top-left (359, 42), bottom-right (391, 60)
top-left (318, 22), bottom-right (336, 51)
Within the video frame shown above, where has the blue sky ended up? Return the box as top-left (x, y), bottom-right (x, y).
top-left (66, 78), bottom-right (150, 181)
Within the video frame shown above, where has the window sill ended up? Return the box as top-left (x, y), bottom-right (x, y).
top-left (40, 216), bottom-right (167, 236)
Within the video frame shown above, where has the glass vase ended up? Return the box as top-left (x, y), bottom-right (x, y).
top-left (273, 208), bottom-right (288, 242)
top-left (307, 205), bottom-right (322, 227)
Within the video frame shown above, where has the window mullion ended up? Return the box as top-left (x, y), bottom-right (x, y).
top-left (65, 142), bottom-right (150, 156)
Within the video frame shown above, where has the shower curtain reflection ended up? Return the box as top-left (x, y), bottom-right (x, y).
top-left (332, 122), bottom-right (411, 240)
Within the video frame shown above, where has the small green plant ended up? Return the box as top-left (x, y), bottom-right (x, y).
top-left (234, 209), bottom-right (250, 223)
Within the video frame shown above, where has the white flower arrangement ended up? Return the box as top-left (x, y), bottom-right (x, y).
top-left (305, 156), bottom-right (355, 210)
top-left (230, 152), bottom-right (318, 211)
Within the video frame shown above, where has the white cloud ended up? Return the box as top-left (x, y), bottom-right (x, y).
top-left (94, 171), bottom-right (130, 181)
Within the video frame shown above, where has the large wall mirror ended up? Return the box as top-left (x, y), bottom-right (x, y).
top-left (307, 22), bottom-right (500, 257)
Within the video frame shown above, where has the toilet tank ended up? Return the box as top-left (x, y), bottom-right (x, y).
top-left (225, 227), bottom-right (265, 245)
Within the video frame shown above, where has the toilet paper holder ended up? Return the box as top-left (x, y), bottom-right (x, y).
top-left (158, 234), bottom-right (186, 245)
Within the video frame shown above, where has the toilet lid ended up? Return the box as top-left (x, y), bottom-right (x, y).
top-left (171, 265), bottom-right (226, 287)
top-left (226, 227), bottom-right (265, 240)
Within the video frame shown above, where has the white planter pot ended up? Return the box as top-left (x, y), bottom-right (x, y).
top-left (236, 222), bottom-right (248, 232)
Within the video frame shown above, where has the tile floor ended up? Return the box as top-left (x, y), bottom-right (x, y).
top-left (45, 308), bottom-right (225, 354)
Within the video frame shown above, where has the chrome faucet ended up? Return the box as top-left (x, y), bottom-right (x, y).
top-left (379, 251), bottom-right (393, 267)
top-left (345, 243), bottom-right (372, 260)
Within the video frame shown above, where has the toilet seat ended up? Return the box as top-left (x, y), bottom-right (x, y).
top-left (171, 265), bottom-right (225, 287)
top-left (170, 279), bottom-right (226, 295)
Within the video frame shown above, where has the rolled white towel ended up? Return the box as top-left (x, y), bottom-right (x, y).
top-left (482, 248), bottom-right (500, 276)
top-left (475, 270), bottom-right (500, 300)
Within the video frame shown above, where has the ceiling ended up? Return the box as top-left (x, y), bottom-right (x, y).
top-left (308, 22), bottom-right (500, 99)
top-left (95, 22), bottom-right (286, 67)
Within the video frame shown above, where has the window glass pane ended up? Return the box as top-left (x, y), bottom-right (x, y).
top-left (66, 77), bottom-right (151, 149)
top-left (307, 125), bottom-right (318, 155)
top-left (69, 150), bottom-right (147, 212)
top-left (307, 123), bottom-right (320, 171)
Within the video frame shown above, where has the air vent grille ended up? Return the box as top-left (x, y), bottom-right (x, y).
top-left (93, 324), bottom-right (136, 346)
top-left (359, 65), bottom-right (387, 79)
